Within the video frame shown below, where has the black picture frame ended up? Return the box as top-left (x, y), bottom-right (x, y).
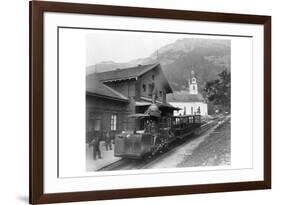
top-left (30, 1), bottom-right (271, 204)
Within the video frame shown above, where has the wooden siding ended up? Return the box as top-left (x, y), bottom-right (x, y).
top-left (104, 79), bottom-right (136, 99)
top-left (138, 66), bottom-right (168, 103)
top-left (86, 95), bottom-right (131, 143)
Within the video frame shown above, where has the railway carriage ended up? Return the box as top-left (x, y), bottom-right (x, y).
top-left (114, 103), bottom-right (201, 159)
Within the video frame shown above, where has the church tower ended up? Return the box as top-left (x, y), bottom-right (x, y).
top-left (189, 70), bottom-right (198, 95)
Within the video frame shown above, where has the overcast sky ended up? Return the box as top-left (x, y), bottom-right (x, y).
top-left (86, 30), bottom-right (185, 66)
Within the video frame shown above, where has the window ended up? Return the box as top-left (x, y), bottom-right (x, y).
top-left (159, 91), bottom-right (162, 97)
top-left (152, 75), bottom-right (155, 80)
top-left (148, 83), bottom-right (154, 97)
top-left (142, 84), bottom-right (146, 92)
top-left (189, 117), bottom-right (194, 123)
top-left (93, 119), bottom-right (101, 131)
top-left (193, 85), bottom-right (195, 90)
top-left (197, 106), bottom-right (201, 114)
top-left (111, 114), bottom-right (117, 131)
top-left (167, 117), bottom-right (172, 128)
top-left (89, 112), bottom-right (102, 131)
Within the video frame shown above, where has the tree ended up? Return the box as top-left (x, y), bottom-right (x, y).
top-left (204, 70), bottom-right (231, 113)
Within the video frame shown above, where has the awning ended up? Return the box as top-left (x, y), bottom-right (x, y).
top-left (135, 101), bottom-right (151, 106)
top-left (158, 103), bottom-right (181, 110)
top-left (135, 100), bottom-right (180, 111)
top-left (127, 113), bottom-right (150, 118)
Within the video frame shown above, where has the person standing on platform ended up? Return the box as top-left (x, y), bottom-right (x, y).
top-left (90, 134), bottom-right (101, 160)
top-left (105, 130), bottom-right (112, 151)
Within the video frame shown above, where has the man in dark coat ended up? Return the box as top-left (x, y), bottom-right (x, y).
top-left (105, 131), bottom-right (112, 151)
top-left (90, 135), bottom-right (101, 160)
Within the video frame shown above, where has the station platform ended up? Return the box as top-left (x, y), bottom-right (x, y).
top-left (86, 141), bottom-right (121, 171)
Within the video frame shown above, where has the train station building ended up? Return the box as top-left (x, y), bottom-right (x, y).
top-left (86, 63), bottom-right (179, 143)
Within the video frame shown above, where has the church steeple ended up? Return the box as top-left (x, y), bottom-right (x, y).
top-left (189, 70), bottom-right (198, 94)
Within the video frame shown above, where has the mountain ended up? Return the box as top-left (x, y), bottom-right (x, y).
top-left (87, 38), bottom-right (230, 91)
top-left (86, 61), bottom-right (130, 75)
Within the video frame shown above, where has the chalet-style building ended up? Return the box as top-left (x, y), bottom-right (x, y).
top-left (167, 71), bottom-right (208, 116)
top-left (86, 63), bottom-right (178, 143)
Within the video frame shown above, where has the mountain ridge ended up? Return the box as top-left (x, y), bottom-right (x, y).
top-left (87, 38), bottom-right (231, 91)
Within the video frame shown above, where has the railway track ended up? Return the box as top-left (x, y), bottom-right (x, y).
top-left (98, 117), bottom-right (226, 171)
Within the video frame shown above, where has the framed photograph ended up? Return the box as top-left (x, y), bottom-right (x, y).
top-left (30, 1), bottom-right (271, 204)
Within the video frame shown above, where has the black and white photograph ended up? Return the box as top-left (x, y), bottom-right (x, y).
top-left (85, 30), bottom-right (231, 172)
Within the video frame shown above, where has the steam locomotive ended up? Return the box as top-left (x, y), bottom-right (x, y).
top-left (114, 103), bottom-right (201, 159)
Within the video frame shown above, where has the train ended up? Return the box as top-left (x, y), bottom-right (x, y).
top-left (114, 103), bottom-right (201, 159)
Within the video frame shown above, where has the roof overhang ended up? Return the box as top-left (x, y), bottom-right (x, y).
top-left (86, 91), bottom-right (129, 103)
top-left (95, 63), bottom-right (158, 83)
top-left (136, 98), bottom-right (181, 111)
top-left (135, 101), bottom-right (151, 106)
top-left (100, 76), bottom-right (138, 83)
top-left (128, 113), bottom-right (150, 118)
top-left (158, 103), bottom-right (181, 111)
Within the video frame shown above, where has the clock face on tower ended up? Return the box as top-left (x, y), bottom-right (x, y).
top-left (192, 77), bottom-right (196, 83)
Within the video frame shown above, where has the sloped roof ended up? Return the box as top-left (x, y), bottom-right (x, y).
top-left (137, 97), bottom-right (181, 110)
top-left (92, 63), bottom-right (159, 82)
top-left (167, 90), bottom-right (205, 103)
top-left (86, 75), bottom-right (128, 102)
